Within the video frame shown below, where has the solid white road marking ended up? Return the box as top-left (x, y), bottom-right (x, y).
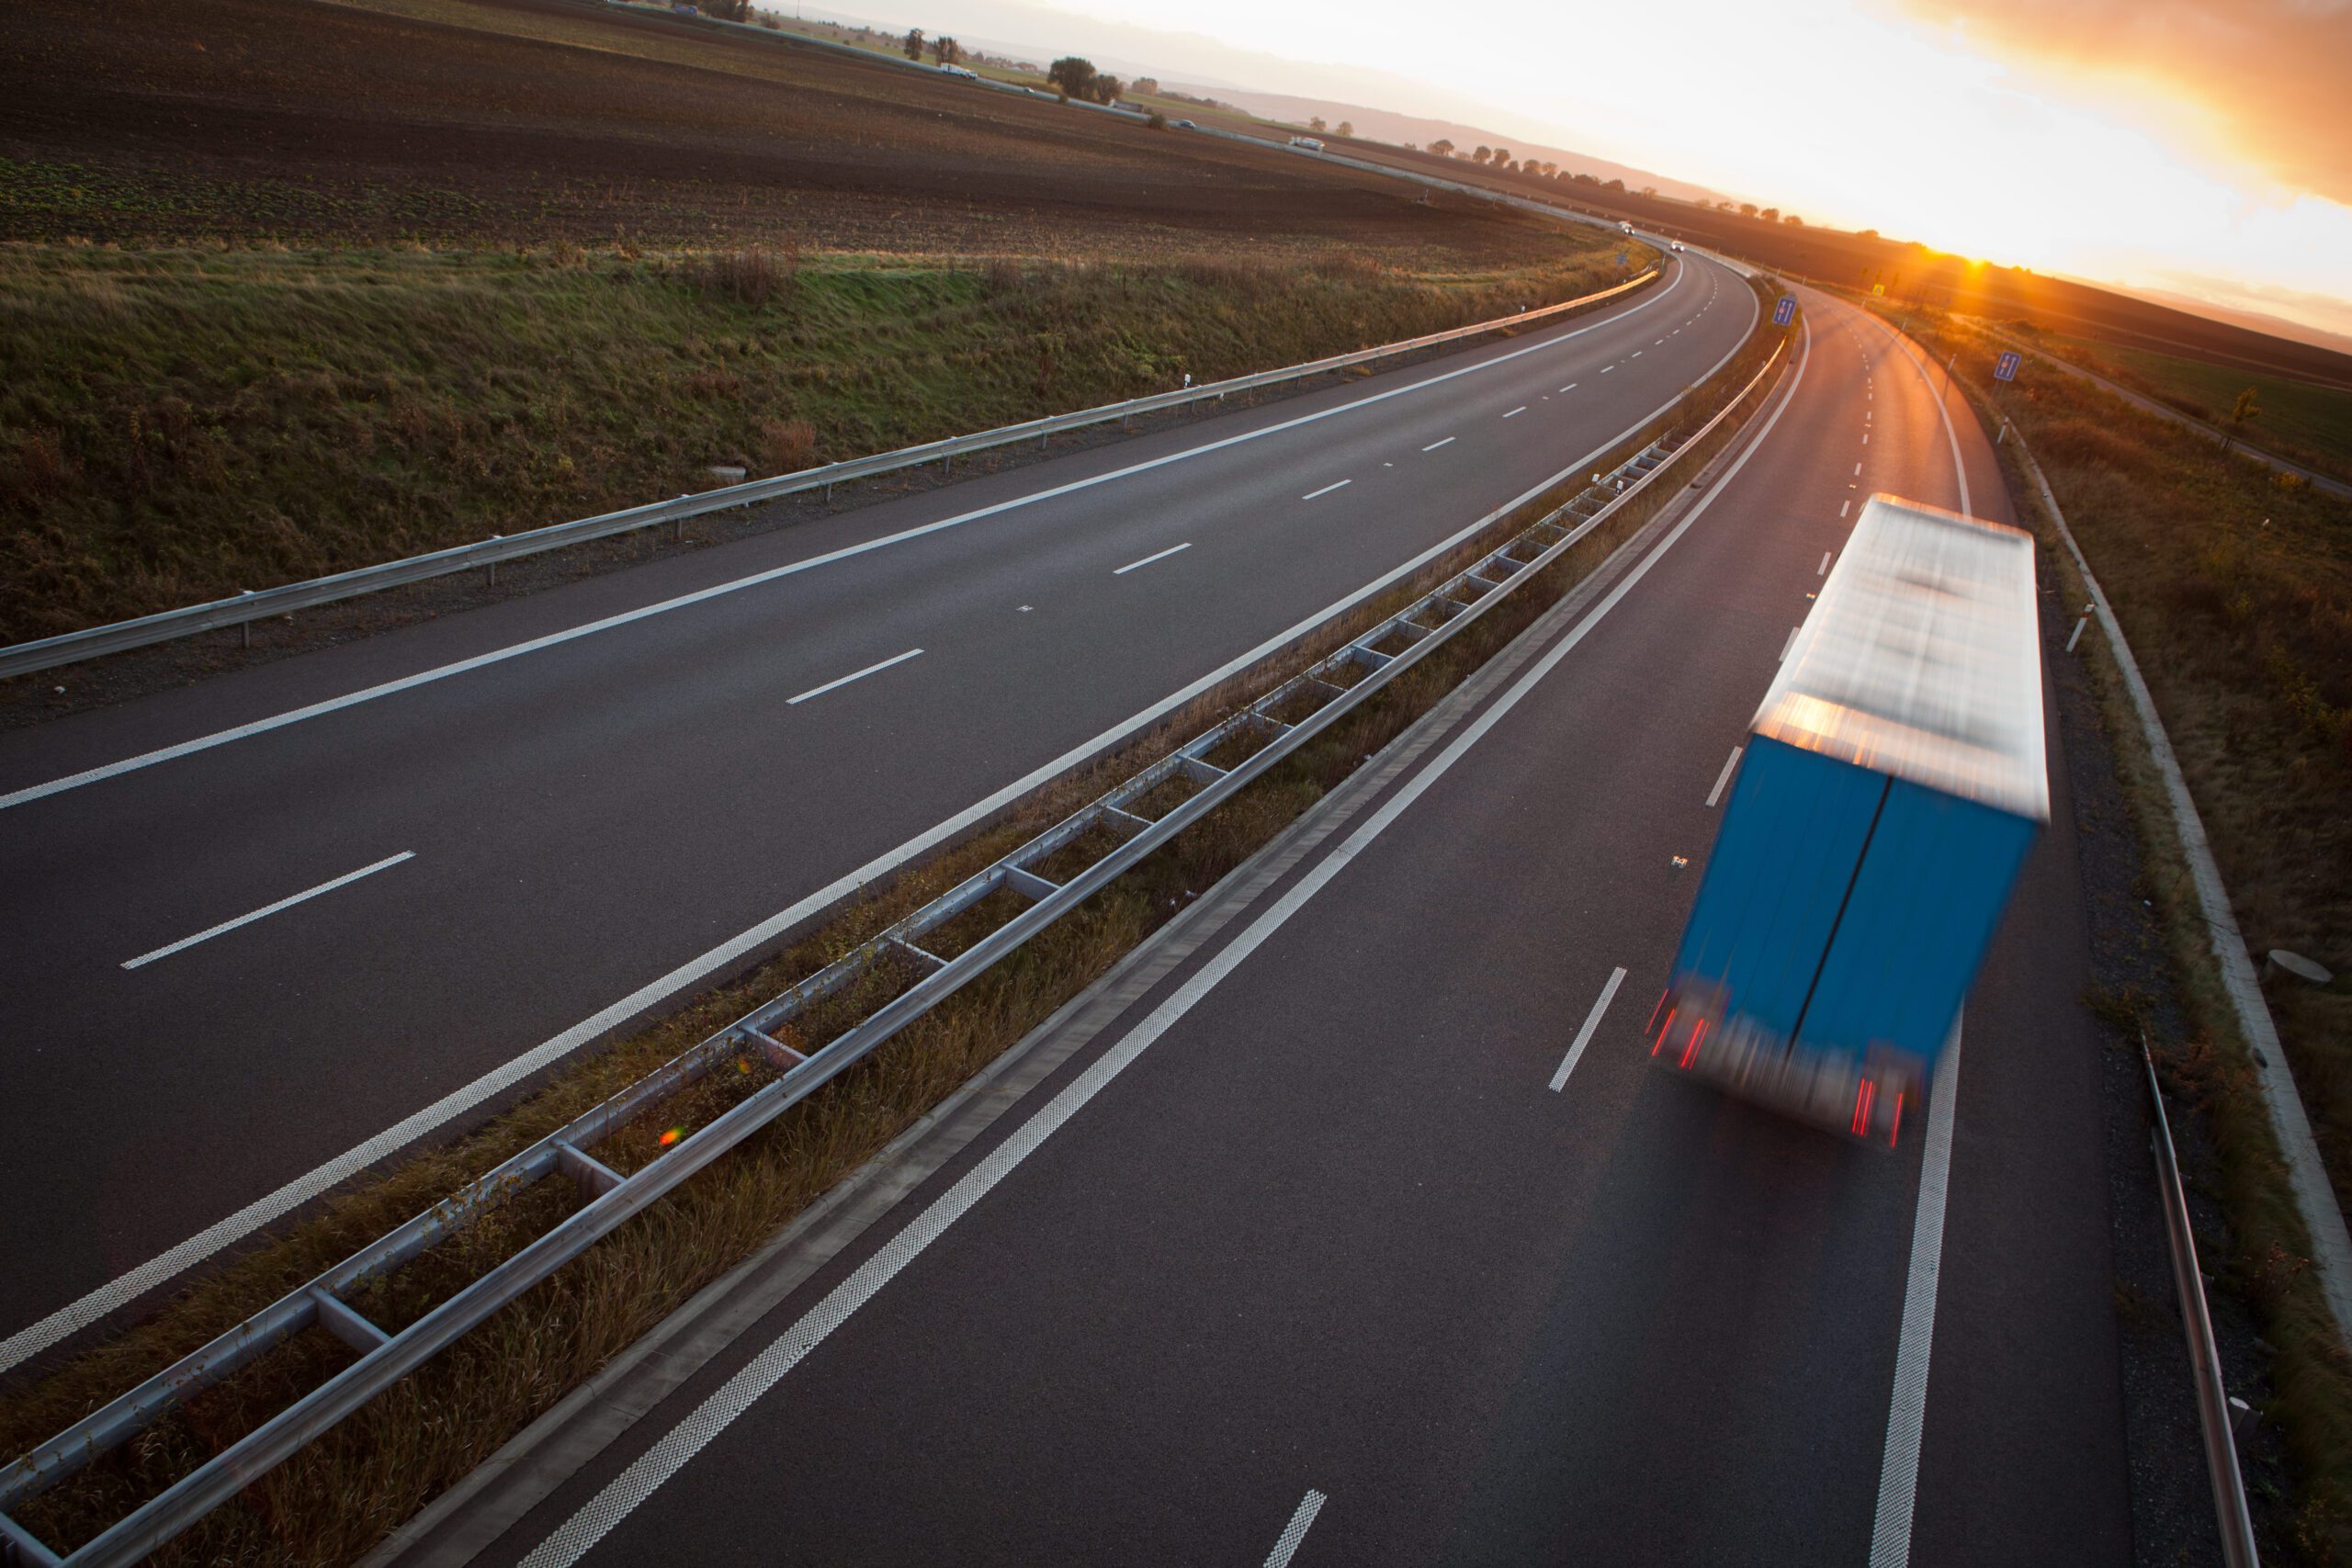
top-left (785, 648), bottom-right (923, 705)
top-left (1265, 1490), bottom-right (1329, 1568)
top-left (1705, 744), bottom-right (1744, 808)
top-left (1301, 479), bottom-right (1352, 501)
top-left (121, 852), bottom-right (414, 971)
top-left (1113, 542), bottom-right (1192, 576)
top-left (1503, 406), bottom-right (1527, 419)
top-left (0, 265), bottom-right (1714, 814)
top-left (0, 300), bottom-right (1768, 1374)
top-left (513, 314), bottom-right (1817, 1567)
top-left (1422, 436), bottom-right (1456, 452)
top-left (1780, 626), bottom-right (1799, 661)
top-left (1550, 966), bottom-right (1627, 1091)
top-left (1868, 1027), bottom-right (1964, 1566)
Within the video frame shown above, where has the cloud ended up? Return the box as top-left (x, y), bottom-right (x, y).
top-left (1894, 0), bottom-right (2352, 203)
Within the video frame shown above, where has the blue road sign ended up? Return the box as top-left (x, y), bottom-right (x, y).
top-left (1995, 350), bottom-right (2022, 382)
top-left (1772, 296), bottom-right (1796, 326)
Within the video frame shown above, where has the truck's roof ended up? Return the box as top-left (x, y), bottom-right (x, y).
top-left (1750, 495), bottom-right (2048, 820)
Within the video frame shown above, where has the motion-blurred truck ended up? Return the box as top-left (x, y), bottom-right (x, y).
top-left (1652, 495), bottom-right (2047, 1145)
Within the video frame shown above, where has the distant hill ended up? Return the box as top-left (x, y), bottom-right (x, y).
top-left (1179, 86), bottom-right (1734, 209)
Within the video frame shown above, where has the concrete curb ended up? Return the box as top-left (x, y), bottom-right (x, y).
top-left (2007, 427), bottom-right (2352, 1349)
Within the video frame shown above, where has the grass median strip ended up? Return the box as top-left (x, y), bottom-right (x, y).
top-left (0, 291), bottom-right (1782, 1567)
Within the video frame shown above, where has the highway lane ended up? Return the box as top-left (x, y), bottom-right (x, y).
top-left (0, 257), bottom-right (1754, 1356)
top-left (486, 286), bottom-right (2137, 1566)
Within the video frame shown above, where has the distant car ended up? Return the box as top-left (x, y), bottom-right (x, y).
top-left (936, 62), bottom-right (978, 79)
top-left (1671, 240), bottom-right (1686, 252)
top-left (1175, 118), bottom-right (1196, 130)
top-left (1619, 220), bottom-right (1635, 235)
top-left (1289, 135), bottom-right (1325, 152)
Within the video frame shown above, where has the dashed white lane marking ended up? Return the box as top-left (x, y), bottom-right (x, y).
top-left (0, 272), bottom-right (1706, 817)
top-left (1551, 966), bottom-right (1627, 1091)
top-left (1301, 479), bottom-right (1352, 501)
top-left (1113, 542), bottom-right (1192, 576)
top-left (1264, 1489), bottom-right (1329, 1568)
top-left (1840, 501), bottom-right (1850, 517)
top-left (1705, 744), bottom-right (1745, 808)
top-left (1503, 406), bottom-right (1527, 419)
top-left (1780, 626), bottom-right (1800, 661)
top-left (786, 647), bottom-right (923, 705)
top-left (1422, 436), bottom-right (1455, 452)
top-left (1632, 350), bottom-right (1644, 358)
top-left (513, 307), bottom-right (1819, 1568)
top-left (1853, 461), bottom-right (1863, 476)
top-left (1868, 1028), bottom-right (1964, 1566)
top-left (1863, 433), bottom-right (1871, 445)
top-left (1559, 383), bottom-right (1577, 392)
top-left (1601, 366), bottom-right (1614, 373)
top-left (121, 852), bottom-right (415, 971)
top-left (1819, 550), bottom-right (1834, 574)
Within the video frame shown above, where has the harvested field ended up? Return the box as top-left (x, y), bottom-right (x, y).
top-left (0, 0), bottom-right (1578, 267)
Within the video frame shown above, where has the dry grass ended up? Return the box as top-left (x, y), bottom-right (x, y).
top-left (1915, 310), bottom-right (2352, 1563)
top-left (0, 285), bottom-right (1781, 1567)
top-left (0, 240), bottom-right (1634, 644)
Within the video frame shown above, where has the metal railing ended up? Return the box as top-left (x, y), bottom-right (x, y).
top-left (0, 271), bottom-right (1658, 682)
top-left (2143, 1038), bottom-right (2261, 1568)
top-left (0, 326), bottom-right (1785, 1568)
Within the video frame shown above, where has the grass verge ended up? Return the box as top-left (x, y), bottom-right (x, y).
top-left (0, 238), bottom-right (1637, 644)
top-left (0, 283), bottom-right (1781, 1565)
top-left (1903, 304), bottom-right (2352, 1563)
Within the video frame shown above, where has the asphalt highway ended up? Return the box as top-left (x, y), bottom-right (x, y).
top-left (0, 255), bottom-right (1754, 1358)
top-left (476, 286), bottom-right (2135, 1567)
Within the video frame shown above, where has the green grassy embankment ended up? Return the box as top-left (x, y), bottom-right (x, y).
top-left (0, 241), bottom-right (1636, 644)
top-left (2019, 327), bottom-right (2352, 483)
top-left (1916, 306), bottom-right (2352, 1562)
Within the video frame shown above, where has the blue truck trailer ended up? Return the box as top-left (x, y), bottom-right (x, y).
top-left (1655, 494), bottom-right (2049, 1145)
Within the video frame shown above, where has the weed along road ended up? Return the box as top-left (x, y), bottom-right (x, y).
top-left (0, 257), bottom-right (1755, 1359)
top-left (458, 288), bottom-right (2132, 1568)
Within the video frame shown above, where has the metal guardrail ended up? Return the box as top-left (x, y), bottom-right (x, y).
top-left (2143, 1038), bottom-right (2262, 1568)
top-left (0, 325), bottom-right (1785, 1568)
top-left (0, 271), bottom-right (1658, 682)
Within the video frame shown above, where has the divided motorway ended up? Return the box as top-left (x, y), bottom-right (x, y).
top-left (465, 288), bottom-right (2135, 1567)
top-left (0, 255), bottom-right (1753, 1359)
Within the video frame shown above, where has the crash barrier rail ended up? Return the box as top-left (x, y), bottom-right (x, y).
top-left (0, 323), bottom-right (1787, 1568)
top-left (2143, 1038), bottom-right (2261, 1567)
top-left (0, 270), bottom-right (1658, 682)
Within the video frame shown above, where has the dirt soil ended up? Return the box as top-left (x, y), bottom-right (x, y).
top-left (0, 0), bottom-right (1570, 266)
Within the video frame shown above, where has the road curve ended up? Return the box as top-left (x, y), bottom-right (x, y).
top-left (462, 286), bottom-right (2136, 1568)
top-left (0, 256), bottom-right (1752, 1357)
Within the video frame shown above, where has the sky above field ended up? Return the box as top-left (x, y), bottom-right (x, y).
top-left (873, 0), bottom-right (2352, 343)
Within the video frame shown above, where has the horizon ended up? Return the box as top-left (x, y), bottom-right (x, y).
top-left (809, 0), bottom-right (2352, 347)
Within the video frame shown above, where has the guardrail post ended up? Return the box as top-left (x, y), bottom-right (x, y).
top-left (486, 537), bottom-right (502, 588)
top-left (238, 589), bottom-right (254, 649)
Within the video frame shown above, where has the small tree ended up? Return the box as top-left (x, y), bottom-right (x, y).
top-left (1472, 145), bottom-right (1492, 164)
top-left (2225, 386), bottom-right (2262, 452)
top-left (1492, 147), bottom-right (1511, 165)
top-left (1604, 177), bottom-right (1624, 191)
top-left (1738, 202), bottom-right (1758, 218)
top-left (1047, 56), bottom-right (1097, 100)
top-left (1134, 76), bottom-right (1159, 94)
top-left (1309, 116), bottom-right (1327, 132)
top-left (1858, 227), bottom-right (1880, 240)
top-left (932, 35), bottom-right (959, 63)
top-left (1783, 213), bottom-right (1803, 225)
top-left (1094, 73), bottom-right (1122, 103)
top-left (1336, 120), bottom-right (1353, 137)
top-left (903, 28), bottom-right (922, 58)
top-left (1759, 206), bottom-right (1780, 222)
top-left (1429, 138), bottom-right (1454, 158)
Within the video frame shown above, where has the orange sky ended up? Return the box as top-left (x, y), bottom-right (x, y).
top-left (902, 0), bottom-right (2352, 343)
